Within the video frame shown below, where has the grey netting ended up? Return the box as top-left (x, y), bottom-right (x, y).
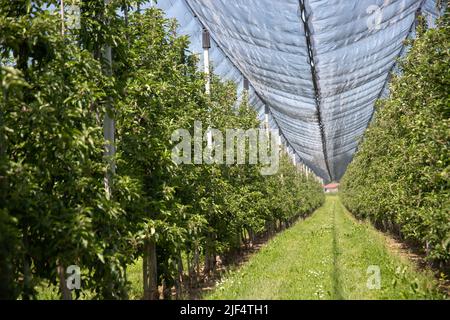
top-left (155, 0), bottom-right (442, 182)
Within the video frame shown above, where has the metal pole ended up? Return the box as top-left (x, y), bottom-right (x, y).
top-left (203, 28), bottom-right (212, 147)
top-left (243, 77), bottom-right (249, 105)
top-left (103, 0), bottom-right (115, 198)
top-left (61, 0), bottom-right (65, 36)
top-left (203, 28), bottom-right (211, 95)
top-left (243, 77), bottom-right (249, 92)
top-left (264, 106), bottom-right (270, 146)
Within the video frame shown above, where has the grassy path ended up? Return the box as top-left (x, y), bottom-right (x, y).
top-left (206, 195), bottom-right (445, 300)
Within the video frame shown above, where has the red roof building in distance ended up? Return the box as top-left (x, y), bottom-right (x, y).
top-left (324, 183), bottom-right (340, 193)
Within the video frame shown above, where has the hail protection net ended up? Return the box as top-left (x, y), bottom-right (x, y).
top-left (155, 0), bottom-right (443, 182)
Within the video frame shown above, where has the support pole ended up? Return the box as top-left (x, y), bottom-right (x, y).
top-left (264, 105), bottom-right (270, 140)
top-left (60, 0), bottom-right (65, 36)
top-left (203, 28), bottom-right (211, 95)
top-left (203, 28), bottom-right (212, 147)
top-left (243, 77), bottom-right (249, 92)
top-left (277, 131), bottom-right (281, 150)
top-left (243, 77), bottom-right (249, 104)
top-left (103, 0), bottom-right (115, 198)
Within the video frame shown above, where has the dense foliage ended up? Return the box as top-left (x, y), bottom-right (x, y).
top-left (0, 1), bottom-right (324, 299)
top-left (340, 13), bottom-right (449, 264)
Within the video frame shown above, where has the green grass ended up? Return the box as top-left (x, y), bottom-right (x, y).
top-left (206, 195), bottom-right (445, 300)
top-left (36, 195), bottom-right (445, 300)
top-left (36, 259), bottom-right (144, 300)
top-left (127, 258), bottom-right (144, 300)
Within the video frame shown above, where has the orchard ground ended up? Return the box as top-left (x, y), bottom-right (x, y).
top-left (38, 195), bottom-right (446, 300)
top-left (205, 195), bottom-right (445, 300)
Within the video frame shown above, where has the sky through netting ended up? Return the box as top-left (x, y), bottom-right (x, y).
top-left (156, 0), bottom-right (443, 182)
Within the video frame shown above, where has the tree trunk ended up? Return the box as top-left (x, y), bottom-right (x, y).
top-left (204, 244), bottom-right (211, 276)
top-left (22, 256), bottom-right (32, 300)
top-left (173, 251), bottom-right (183, 299)
top-left (22, 233), bottom-right (33, 300)
top-left (172, 252), bottom-right (183, 300)
top-left (186, 249), bottom-right (195, 289)
top-left (0, 80), bottom-right (6, 203)
top-left (122, 264), bottom-right (129, 300)
top-left (242, 229), bottom-right (248, 249)
top-left (211, 249), bottom-right (217, 275)
top-left (248, 228), bottom-right (254, 248)
top-left (194, 246), bottom-right (200, 285)
top-left (236, 229), bottom-right (242, 251)
top-left (204, 233), bottom-right (218, 276)
top-left (161, 279), bottom-right (171, 300)
top-left (143, 238), bottom-right (158, 300)
top-left (57, 262), bottom-right (72, 300)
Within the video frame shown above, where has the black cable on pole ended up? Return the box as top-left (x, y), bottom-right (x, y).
top-left (202, 27), bottom-right (211, 49)
top-left (243, 77), bottom-right (249, 91)
top-left (297, 0), bottom-right (333, 182)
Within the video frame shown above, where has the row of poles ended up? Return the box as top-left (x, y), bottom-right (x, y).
top-left (58, 1), bottom-right (324, 188)
top-left (61, 0), bottom-right (117, 197)
top-left (202, 27), bottom-right (324, 186)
